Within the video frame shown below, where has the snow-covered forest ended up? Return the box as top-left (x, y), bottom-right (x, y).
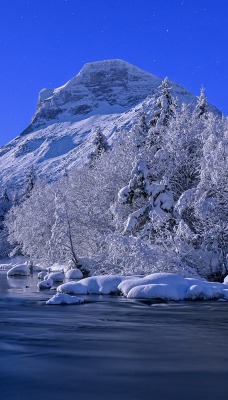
top-left (1, 79), bottom-right (227, 281)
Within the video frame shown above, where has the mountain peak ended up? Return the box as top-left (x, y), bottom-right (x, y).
top-left (76, 58), bottom-right (153, 78)
top-left (22, 59), bottom-right (200, 138)
top-left (0, 59), bottom-right (214, 194)
top-left (28, 60), bottom-right (162, 131)
top-left (70, 58), bottom-right (158, 88)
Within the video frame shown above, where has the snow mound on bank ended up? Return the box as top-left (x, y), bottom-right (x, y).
top-left (56, 272), bottom-right (228, 301)
top-left (223, 275), bottom-right (228, 285)
top-left (65, 268), bottom-right (83, 279)
top-left (7, 264), bottom-right (30, 276)
top-left (120, 273), bottom-right (228, 300)
top-left (46, 293), bottom-right (84, 305)
top-left (127, 283), bottom-right (181, 300)
top-left (57, 275), bottom-right (134, 295)
top-left (185, 284), bottom-right (222, 300)
top-left (118, 273), bottom-right (189, 297)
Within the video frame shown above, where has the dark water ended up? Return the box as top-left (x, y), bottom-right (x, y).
top-left (0, 272), bottom-right (228, 400)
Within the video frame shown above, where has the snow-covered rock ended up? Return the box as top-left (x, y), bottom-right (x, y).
top-left (57, 275), bottom-right (133, 295)
top-left (185, 284), bottom-right (223, 300)
top-left (7, 264), bottom-right (30, 276)
top-left (127, 283), bottom-right (181, 300)
top-left (47, 271), bottom-right (65, 282)
top-left (38, 271), bottom-right (47, 280)
top-left (33, 59), bottom-right (161, 127)
top-left (65, 268), bottom-right (83, 279)
top-left (46, 293), bottom-right (84, 305)
top-left (57, 271), bottom-right (228, 301)
top-left (118, 272), bottom-right (189, 297)
top-left (119, 273), bottom-right (228, 301)
top-left (37, 278), bottom-right (53, 290)
top-left (58, 272), bottom-right (227, 300)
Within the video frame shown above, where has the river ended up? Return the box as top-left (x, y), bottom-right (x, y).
top-left (0, 272), bottom-right (228, 400)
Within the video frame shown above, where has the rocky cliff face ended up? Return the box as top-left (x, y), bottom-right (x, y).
top-left (28, 59), bottom-right (162, 131)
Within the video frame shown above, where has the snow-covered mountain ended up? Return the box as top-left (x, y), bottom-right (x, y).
top-left (30, 59), bottom-right (162, 130)
top-left (0, 59), bottom-right (216, 192)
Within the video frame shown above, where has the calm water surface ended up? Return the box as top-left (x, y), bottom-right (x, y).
top-left (0, 272), bottom-right (228, 400)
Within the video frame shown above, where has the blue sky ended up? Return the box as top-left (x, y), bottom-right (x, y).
top-left (0, 0), bottom-right (228, 145)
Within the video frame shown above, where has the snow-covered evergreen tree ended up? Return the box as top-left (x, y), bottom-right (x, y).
top-left (112, 158), bottom-right (152, 231)
top-left (113, 156), bottom-right (175, 238)
top-left (133, 113), bottom-right (149, 148)
top-left (195, 86), bottom-right (208, 118)
top-left (152, 77), bottom-right (176, 125)
top-left (140, 79), bottom-right (178, 194)
top-left (147, 77), bottom-right (177, 150)
top-left (161, 103), bottom-right (202, 199)
top-left (89, 127), bottom-right (110, 163)
top-left (24, 168), bottom-right (36, 199)
top-left (118, 159), bottom-right (152, 206)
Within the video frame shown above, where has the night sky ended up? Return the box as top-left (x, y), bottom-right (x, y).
top-left (0, 0), bottom-right (228, 146)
